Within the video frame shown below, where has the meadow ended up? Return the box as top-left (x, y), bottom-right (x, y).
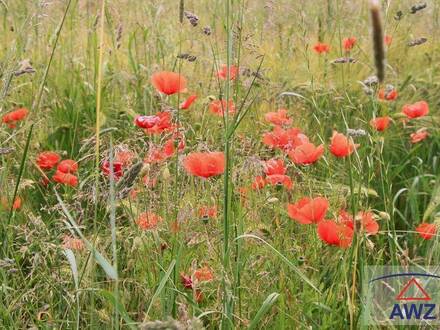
top-left (0, 0), bottom-right (439, 329)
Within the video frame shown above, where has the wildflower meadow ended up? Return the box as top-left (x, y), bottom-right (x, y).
top-left (0, 0), bottom-right (439, 329)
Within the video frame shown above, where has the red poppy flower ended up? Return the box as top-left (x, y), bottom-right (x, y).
top-left (313, 42), bottom-right (330, 54)
top-left (217, 64), bottom-right (239, 80)
top-left (251, 176), bottom-right (266, 190)
top-left (378, 87), bottom-right (398, 101)
top-left (151, 71), bottom-right (187, 95)
top-left (198, 206), bottom-right (217, 219)
top-left (262, 126), bottom-right (308, 151)
top-left (53, 171), bottom-right (78, 187)
top-left (209, 99), bottom-right (235, 116)
top-left (57, 159), bottom-right (78, 174)
top-left (416, 223), bottom-right (437, 240)
top-left (402, 101), bottom-right (429, 119)
top-left (194, 266), bottom-right (214, 282)
top-left (410, 128), bottom-right (429, 144)
top-left (287, 197), bottom-right (329, 224)
top-left (263, 158), bottom-right (286, 176)
top-left (101, 160), bottom-right (123, 180)
top-left (343, 37), bottom-right (357, 51)
top-left (370, 116), bottom-right (391, 132)
top-left (384, 35), bottom-right (392, 46)
top-left (329, 131), bottom-right (359, 157)
top-left (36, 151), bottom-right (61, 170)
top-left (180, 94), bottom-right (197, 110)
top-left (317, 220), bottom-right (354, 248)
top-left (116, 150), bottom-right (134, 167)
top-left (135, 115), bottom-right (160, 129)
top-left (136, 212), bottom-right (163, 230)
top-left (143, 112), bottom-right (175, 135)
top-left (265, 174), bottom-right (293, 190)
top-left (144, 135), bottom-right (185, 164)
top-left (183, 152), bottom-right (225, 178)
top-left (339, 210), bottom-right (379, 235)
top-left (1, 196), bottom-right (22, 210)
top-left (2, 107), bottom-right (29, 128)
top-left (264, 108), bottom-right (292, 126)
top-left (288, 142), bottom-right (324, 165)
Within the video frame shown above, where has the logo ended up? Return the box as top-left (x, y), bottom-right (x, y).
top-left (362, 266), bottom-right (440, 325)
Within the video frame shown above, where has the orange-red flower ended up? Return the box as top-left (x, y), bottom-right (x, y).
top-left (217, 64), bottom-right (239, 80)
top-left (36, 151), bottom-right (61, 170)
top-left (263, 158), bottom-right (286, 176)
top-left (209, 99), bottom-right (235, 116)
top-left (57, 159), bottom-right (78, 174)
top-left (313, 42), bottom-right (330, 54)
top-left (101, 160), bottom-right (123, 180)
top-left (194, 266), bottom-right (214, 282)
top-left (288, 142), bottom-right (324, 165)
top-left (317, 220), bottom-right (354, 248)
top-left (263, 126), bottom-right (308, 151)
top-left (135, 115), bottom-right (160, 129)
top-left (378, 87), bottom-right (398, 101)
top-left (339, 210), bottom-right (379, 235)
top-left (136, 212), bottom-right (163, 230)
top-left (53, 171), bottom-right (78, 187)
top-left (287, 197), bottom-right (329, 224)
top-left (1, 196), bottom-right (22, 210)
top-left (264, 109), bottom-right (292, 126)
top-left (145, 136), bottom-right (185, 164)
top-left (402, 101), bottom-right (429, 119)
top-left (265, 174), bottom-right (293, 190)
top-left (180, 94), bottom-right (197, 109)
top-left (151, 71), bottom-right (187, 95)
top-left (370, 116), bottom-right (391, 132)
top-left (143, 112), bottom-right (175, 135)
top-left (2, 107), bottom-right (29, 128)
top-left (416, 223), bottom-right (437, 240)
top-left (251, 176), bottom-right (266, 190)
top-left (410, 128), bottom-right (429, 144)
top-left (198, 206), bottom-right (217, 219)
top-left (329, 131), bottom-right (359, 157)
top-left (343, 37), bottom-right (357, 51)
top-left (384, 35), bottom-right (392, 46)
top-left (183, 152), bottom-right (225, 178)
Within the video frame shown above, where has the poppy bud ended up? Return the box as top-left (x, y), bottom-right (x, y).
top-left (162, 167), bottom-right (171, 181)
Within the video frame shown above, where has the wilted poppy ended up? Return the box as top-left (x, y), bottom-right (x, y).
top-left (151, 71), bottom-right (187, 95)
top-left (180, 272), bottom-right (193, 289)
top-left (62, 235), bottom-right (84, 251)
top-left (180, 94), bottom-right (197, 109)
top-left (209, 99), bottom-right (235, 116)
top-left (36, 151), bottom-right (61, 170)
top-left (183, 152), bottom-right (225, 178)
top-left (313, 42), bottom-right (330, 54)
top-left (317, 220), bottom-right (353, 248)
top-left (57, 159), bottom-right (78, 174)
top-left (53, 171), bottom-right (78, 187)
top-left (370, 116), bottom-right (391, 132)
top-left (288, 142), bottom-right (324, 165)
top-left (263, 158), bottom-right (286, 176)
top-left (410, 128), bottom-right (429, 144)
top-left (264, 109), bottom-right (292, 126)
top-left (343, 37), bottom-right (357, 51)
top-left (217, 64), bottom-right (239, 80)
top-left (287, 197), bottom-right (329, 224)
top-left (329, 131), bottom-right (359, 157)
top-left (136, 212), bottom-right (163, 230)
top-left (2, 108), bottom-right (29, 128)
top-left (402, 101), bottom-right (429, 119)
top-left (416, 223), bottom-right (437, 240)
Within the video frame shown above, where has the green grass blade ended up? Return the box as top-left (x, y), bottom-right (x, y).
top-left (248, 292), bottom-right (280, 330)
